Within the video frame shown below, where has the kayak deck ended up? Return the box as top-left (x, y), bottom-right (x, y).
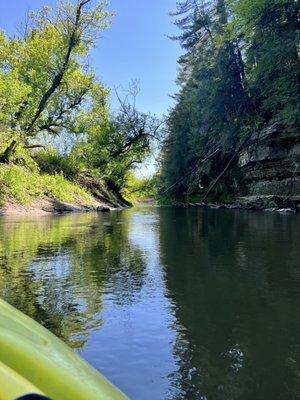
top-left (0, 299), bottom-right (128, 400)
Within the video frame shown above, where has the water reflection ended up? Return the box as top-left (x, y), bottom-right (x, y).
top-left (0, 212), bottom-right (147, 349)
top-left (159, 208), bottom-right (300, 400)
top-left (0, 208), bottom-right (299, 400)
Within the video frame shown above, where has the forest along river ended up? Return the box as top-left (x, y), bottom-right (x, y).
top-left (0, 207), bottom-right (299, 400)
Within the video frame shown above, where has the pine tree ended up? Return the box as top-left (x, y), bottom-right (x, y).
top-left (160, 0), bottom-right (299, 201)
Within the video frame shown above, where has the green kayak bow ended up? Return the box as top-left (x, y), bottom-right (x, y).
top-left (0, 299), bottom-right (128, 400)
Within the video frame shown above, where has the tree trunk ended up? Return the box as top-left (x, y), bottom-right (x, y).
top-left (25, 0), bottom-right (90, 134)
top-left (0, 140), bottom-right (17, 163)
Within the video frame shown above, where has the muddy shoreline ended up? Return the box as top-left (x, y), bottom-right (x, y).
top-left (0, 197), bottom-right (123, 217)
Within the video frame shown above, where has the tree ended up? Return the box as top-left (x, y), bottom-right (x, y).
top-left (231, 0), bottom-right (299, 125)
top-left (160, 0), bottom-right (299, 201)
top-left (74, 83), bottom-right (164, 192)
top-left (161, 0), bottom-right (249, 199)
top-left (0, 0), bottom-right (111, 162)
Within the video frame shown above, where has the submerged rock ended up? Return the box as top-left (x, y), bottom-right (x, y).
top-left (276, 208), bottom-right (295, 214)
top-left (97, 206), bottom-right (111, 212)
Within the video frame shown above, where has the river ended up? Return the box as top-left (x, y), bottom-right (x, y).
top-left (0, 207), bottom-right (299, 399)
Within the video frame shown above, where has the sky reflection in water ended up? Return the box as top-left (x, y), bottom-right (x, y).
top-left (0, 207), bottom-right (299, 400)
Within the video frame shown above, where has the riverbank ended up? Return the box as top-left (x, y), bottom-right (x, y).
top-left (184, 195), bottom-right (300, 214)
top-left (0, 197), bottom-right (118, 216)
top-left (0, 164), bottom-right (129, 216)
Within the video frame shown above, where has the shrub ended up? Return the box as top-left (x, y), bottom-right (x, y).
top-left (34, 148), bottom-right (80, 180)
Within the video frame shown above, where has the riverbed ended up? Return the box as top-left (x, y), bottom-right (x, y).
top-left (0, 207), bottom-right (299, 399)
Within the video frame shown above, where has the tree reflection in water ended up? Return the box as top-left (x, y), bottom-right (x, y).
top-left (0, 208), bottom-right (299, 400)
top-left (159, 208), bottom-right (300, 400)
top-left (0, 212), bottom-right (147, 349)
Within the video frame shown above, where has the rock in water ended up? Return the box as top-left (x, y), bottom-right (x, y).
top-left (97, 206), bottom-right (111, 212)
top-left (276, 208), bottom-right (295, 214)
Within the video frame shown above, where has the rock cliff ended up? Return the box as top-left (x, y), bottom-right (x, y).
top-left (238, 123), bottom-right (300, 197)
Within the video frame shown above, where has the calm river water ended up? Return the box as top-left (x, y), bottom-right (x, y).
top-left (0, 207), bottom-right (299, 399)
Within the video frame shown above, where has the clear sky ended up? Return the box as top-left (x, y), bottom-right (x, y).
top-left (0, 0), bottom-right (182, 116)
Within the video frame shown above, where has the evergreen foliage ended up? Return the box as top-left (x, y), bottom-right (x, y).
top-left (160, 0), bottom-right (299, 201)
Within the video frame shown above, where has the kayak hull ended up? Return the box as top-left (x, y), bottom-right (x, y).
top-left (0, 299), bottom-right (128, 400)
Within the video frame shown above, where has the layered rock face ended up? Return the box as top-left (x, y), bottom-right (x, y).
top-left (238, 123), bottom-right (300, 197)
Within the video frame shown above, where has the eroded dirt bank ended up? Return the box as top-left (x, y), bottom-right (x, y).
top-left (0, 197), bottom-right (124, 216)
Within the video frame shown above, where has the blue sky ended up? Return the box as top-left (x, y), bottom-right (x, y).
top-left (0, 0), bottom-right (182, 116)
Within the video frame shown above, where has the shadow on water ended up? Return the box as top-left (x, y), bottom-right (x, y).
top-left (159, 207), bottom-right (300, 400)
top-left (0, 207), bottom-right (299, 399)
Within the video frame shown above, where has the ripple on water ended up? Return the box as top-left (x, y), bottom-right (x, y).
top-left (0, 208), bottom-right (299, 400)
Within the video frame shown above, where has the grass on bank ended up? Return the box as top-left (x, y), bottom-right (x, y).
top-left (0, 164), bottom-right (94, 207)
